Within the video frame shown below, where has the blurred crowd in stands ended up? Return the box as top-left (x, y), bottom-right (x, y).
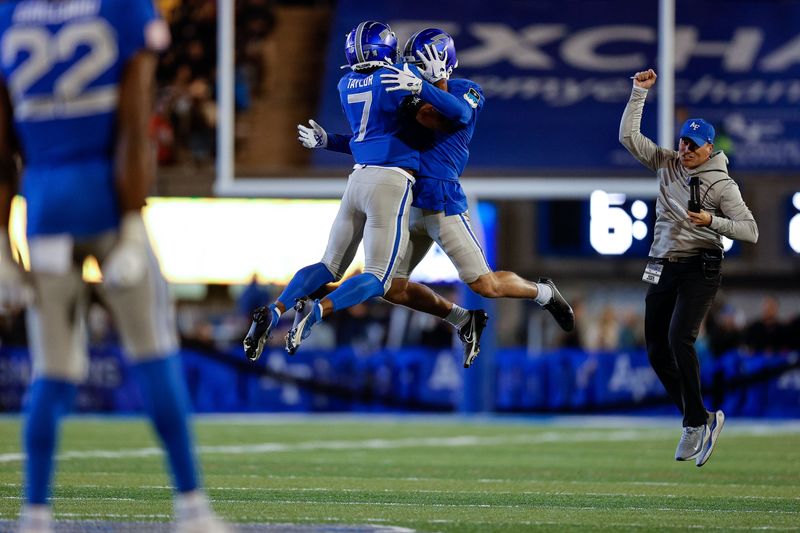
top-left (195, 283), bottom-right (799, 359)
top-left (3, 280), bottom-right (794, 360)
top-left (151, 0), bottom-right (277, 166)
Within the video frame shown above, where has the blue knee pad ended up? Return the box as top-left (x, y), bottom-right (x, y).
top-left (327, 273), bottom-right (384, 313)
top-left (278, 262), bottom-right (335, 309)
top-left (130, 355), bottom-right (199, 493)
top-left (24, 379), bottom-right (77, 504)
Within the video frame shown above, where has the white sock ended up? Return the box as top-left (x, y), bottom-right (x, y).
top-left (444, 304), bottom-right (471, 329)
top-left (534, 282), bottom-right (553, 305)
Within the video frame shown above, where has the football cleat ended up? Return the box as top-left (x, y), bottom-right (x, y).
top-left (538, 277), bottom-right (575, 332)
top-left (18, 505), bottom-right (53, 533)
top-left (243, 304), bottom-right (278, 362)
top-left (285, 299), bottom-right (319, 355)
top-left (459, 309), bottom-right (489, 368)
top-left (344, 21), bottom-right (397, 71)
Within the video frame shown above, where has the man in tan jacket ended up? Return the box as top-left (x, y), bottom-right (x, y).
top-left (619, 68), bottom-right (758, 467)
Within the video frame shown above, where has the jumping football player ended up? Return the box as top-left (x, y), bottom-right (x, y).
top-left (243, 21), bottom-right (488, 359)
top-left (293, 29), bottom-right (576, 367)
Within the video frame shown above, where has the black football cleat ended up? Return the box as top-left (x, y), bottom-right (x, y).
top-left (459, 309), bottom-right (489, 368)
top-left (538, 277), bottom-right (575, 332)
top-left (243, 305), bottom-right (277, 362)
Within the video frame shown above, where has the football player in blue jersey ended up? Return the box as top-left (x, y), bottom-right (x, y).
top-left (0, 1), bottom-right (226, 531)
top-left (292, 28), bottom-right (576, 368)
top-left (243, 21), bottom-right (485, 359)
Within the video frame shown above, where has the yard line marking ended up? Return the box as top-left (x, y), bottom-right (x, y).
top-left (419, 520), bottom-right (798, 531)
top-left (4, 486), bottom-right (795, 502)
top-left (0, 430), bottom-right (662, 463)
top-left (5, 480), bottom-right (800, 493)
top-left (58, 513), bottom-right (171, 519)
top-left (9, 499), bottom-right (792, 515)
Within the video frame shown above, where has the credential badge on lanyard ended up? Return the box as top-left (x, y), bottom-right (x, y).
top-left (642, 261), bottom-right (663, 284)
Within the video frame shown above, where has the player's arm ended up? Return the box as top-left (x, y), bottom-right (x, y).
top-left (381, 64), bottom-right (471, 127)
top-left (414, 79), bottom-right (458, 132)
top-left (102, 51), bottom-right (159, 288)
top-left (398, 80), bottom-right (466, 133)
top-left (618, 69), bottom-right (675, 171)
top-left (0, 79), bottom-right (33, 311)
top-left (116, 51), bottom-right (157, 212)
top-left (417, 78), bottom-right (471, 127)
top-left (415, 102), bottom-right (459, 132)
top-left (0, 81), bottom-right (19, 231)
top-left (298, 120), bottom-right (352, 154)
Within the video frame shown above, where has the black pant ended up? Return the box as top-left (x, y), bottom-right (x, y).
top-left (644, 259), bottom-right (721, 427)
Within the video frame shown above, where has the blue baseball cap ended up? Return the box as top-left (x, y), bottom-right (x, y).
top-left (679, 118), bottom-right (715, 147)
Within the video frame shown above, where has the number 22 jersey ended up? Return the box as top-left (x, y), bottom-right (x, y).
top-left (0, 0), bottom-right (169, 237)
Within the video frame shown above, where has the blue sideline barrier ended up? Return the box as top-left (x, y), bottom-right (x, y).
top-left (0, 345), bottom-right (798, 417)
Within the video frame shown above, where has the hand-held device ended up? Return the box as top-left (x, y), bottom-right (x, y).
top-left (688, 176), bottom-right (701, 212)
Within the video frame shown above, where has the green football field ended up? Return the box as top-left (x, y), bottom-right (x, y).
top-left (0, 415), bottom-right (798, 531)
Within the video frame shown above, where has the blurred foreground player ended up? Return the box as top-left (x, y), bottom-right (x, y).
top-left (0, 1), bottom-right (227, 530)
top-left (620, 68), bottom-right (758, 467)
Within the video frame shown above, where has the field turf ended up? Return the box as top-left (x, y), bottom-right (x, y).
top-left (0, 415), bottom-right (798, 531)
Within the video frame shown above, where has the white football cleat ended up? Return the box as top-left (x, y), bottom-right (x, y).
top-left (174, 490), bottom-right (231, 533)
top-left (18, 504), bottom-right (53, 533)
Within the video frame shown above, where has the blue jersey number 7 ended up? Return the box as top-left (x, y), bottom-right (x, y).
top-left (346, 91), bottom-right (372, 142)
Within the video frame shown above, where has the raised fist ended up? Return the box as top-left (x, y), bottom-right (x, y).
top-left (632, 69), bottom-right (657, 90)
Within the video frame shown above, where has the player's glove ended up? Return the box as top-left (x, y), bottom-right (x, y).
top-left (102, 212), bottom-right (149, 288)
top-left (417, 43), bottom-right (449, 83)
top-left (0, 232), bottom-right (33, 314)
top-left (297, 120), bottom-right (327, 149)
top-left (380, 63), bottom-right (423, 95)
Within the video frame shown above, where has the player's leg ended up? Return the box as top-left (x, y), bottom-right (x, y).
top-left (19, 238), bottom-right (88, 532)
top-left (436, 209), bottom-right (574, 331)
top-left (410, 210), bottom-right (491, 366)
top-left (383, 208), bottom-right (450, 317)
top-left (94, 234), bottom-right (226, 530)
top-left (244, 184), bottom-right (363, 360)
top-left (287, 168), bottom-right (412, 351)
top-left (382, 208), bottom-right (479, 363)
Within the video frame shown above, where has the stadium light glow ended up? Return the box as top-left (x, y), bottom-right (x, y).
top-left (8, 197), bottom-right (460, 285)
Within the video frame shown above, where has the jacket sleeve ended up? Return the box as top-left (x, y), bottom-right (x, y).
top-left (709, 182), bottom-right (759, 243)
top-left (618, 87), bottom-right (676, 172)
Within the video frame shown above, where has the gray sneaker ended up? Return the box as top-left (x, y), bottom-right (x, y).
top-left (675, 425), bottom-right (704, 461)
top-left (696, 410), bottom-right (725, 467)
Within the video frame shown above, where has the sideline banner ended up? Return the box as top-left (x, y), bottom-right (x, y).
top-left (1, 346), bottom-right (798, 417)
top-left (314, 0), bottom-right (800, 172)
